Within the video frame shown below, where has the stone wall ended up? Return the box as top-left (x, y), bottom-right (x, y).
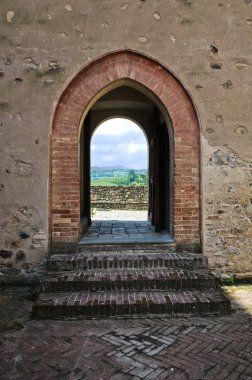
top-left (0, 0), bottom-right (251, 276)
top-left (203, 139), bottom-right (252, 276)
top-left (91, 186), bottom-right (148, 211)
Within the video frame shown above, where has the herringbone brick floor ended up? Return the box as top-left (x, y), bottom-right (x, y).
top-left (0, 286), bottom-right (251, 380)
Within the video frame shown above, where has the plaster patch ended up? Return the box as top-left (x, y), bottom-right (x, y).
top-left (7, 11), bottom-right (14, 23)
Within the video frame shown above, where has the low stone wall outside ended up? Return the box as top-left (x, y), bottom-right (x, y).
top-left (91, 186), bottom-right (148, 211)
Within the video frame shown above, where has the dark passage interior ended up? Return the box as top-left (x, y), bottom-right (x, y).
top-left (80, 82), bottom-right (173, 243)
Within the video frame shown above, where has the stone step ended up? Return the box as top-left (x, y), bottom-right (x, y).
top-left (48, 252), bottom-right (208, 272)
top-left (54, 243), bottom-right (176, 255)
top-left (33, 290), bottom-right (231, 319)
top-left (43, 269), bottom-right (217, 293)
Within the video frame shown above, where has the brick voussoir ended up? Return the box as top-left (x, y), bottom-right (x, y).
top-left (33, 290), bottom-right (231, 319)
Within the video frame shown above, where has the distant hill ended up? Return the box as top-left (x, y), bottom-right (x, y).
top-left (92, 165), bottom-right (129, 171)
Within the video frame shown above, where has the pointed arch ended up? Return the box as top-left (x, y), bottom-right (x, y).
top-left (50, 50), bottom-right (201, 251)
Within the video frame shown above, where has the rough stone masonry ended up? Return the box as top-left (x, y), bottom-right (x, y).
top-left (91, 186), bottom-right (148, 211)
top-left (0, 0), bottom-right (251, 278)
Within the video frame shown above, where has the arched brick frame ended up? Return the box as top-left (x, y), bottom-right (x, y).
top-left (51, 51), bottom-right (200, 251)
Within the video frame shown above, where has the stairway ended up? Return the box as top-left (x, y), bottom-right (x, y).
top-left (33, 249), bottom-right (231, 319)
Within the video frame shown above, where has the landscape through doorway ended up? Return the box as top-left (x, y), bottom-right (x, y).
top-left (90, 117), bottom-right (149, 224)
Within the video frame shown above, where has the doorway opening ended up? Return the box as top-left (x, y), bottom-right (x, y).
top-left (90, 117), bottom-right (149, 222)
top-left (80, 83), bottom-right (172, 244)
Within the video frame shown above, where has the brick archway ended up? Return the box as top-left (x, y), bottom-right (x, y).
top-left (51, 51), bottom-right (200, 251)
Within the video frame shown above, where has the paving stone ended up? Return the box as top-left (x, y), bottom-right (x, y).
top-left (81, 218), bottom-right (170, 245)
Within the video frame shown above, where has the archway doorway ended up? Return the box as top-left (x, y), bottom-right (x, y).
top-left (90, 118), bottom-right (149, 222)
top-left (50, 51), bottom-right (201, 252)
top-left (80, 83), bottom-right (172, 240)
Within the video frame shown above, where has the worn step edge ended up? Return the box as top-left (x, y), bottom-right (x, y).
top-left (33, 290), bottom-right (231, 319)
top-left (43, 270), bottom-right (218, 292)
top-left (48, 252), bottom-right (208, 272)
top-left (77, 243), bottom-right (176, 252)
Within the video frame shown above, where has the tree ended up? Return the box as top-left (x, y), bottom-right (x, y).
top-left (127, 170), bottom-right (137, 184)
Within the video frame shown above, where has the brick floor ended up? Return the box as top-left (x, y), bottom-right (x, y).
top-left (0, 286), bottom-right (251, 379)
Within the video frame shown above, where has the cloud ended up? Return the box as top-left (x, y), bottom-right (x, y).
top-left (94, 118), bottom-right (144, 136)
top-left (127, 142), bottom-right (146, 154)
top-left (91, 118), bottom-right (148, 169)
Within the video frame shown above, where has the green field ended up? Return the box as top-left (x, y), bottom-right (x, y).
top-left (91, 167), bottom-right (148, 186)
top-left (92, 177), bottom-right (128, 186)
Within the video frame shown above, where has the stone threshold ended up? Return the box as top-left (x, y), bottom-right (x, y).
top-left (79, 234), bottom-right (174, 245)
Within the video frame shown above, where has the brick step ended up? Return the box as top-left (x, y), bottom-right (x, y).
top-left (33, 290), bottom-right (231, 319)
top-left (48, 252), bottom-right (208, 272)
top-left (43, 269), bottom-right (217, 293)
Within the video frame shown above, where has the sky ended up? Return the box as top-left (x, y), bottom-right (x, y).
top-left (91, 118), bottom-right (148, 170)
